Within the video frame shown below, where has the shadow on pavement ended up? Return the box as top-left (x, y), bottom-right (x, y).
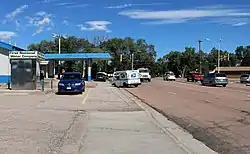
top-left (55, 92), bottom-right (82, 96)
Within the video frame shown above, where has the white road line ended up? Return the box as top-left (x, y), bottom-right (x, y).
top-left (168, 92), bottom-right (176, 95)
top-left (81, 89), bottom-right (91, 104)
top-left (3, 93), bottom-right (28, 96)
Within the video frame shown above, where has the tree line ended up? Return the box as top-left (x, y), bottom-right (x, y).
top-left (28, 36), bottom-right (250, 77)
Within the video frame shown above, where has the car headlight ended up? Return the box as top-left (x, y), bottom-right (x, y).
top-left (75, 83), bottom-right (82, 86)
top-left (58, 83), bottom-right (64, 86)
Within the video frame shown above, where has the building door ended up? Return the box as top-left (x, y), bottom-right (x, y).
top-left (11, 59), bottom-right (37, 90)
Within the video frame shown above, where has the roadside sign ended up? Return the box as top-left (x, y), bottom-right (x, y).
top-left (9, 51), bottom-right (44, 60)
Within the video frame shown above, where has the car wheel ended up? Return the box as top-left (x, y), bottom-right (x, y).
top-left (223, 84), bottom-right (227, 87)
top-left (134, 84), bottom-right (138, 87)
top-left (148, 79), bottom-right (151, 82)
top-left (123, 83), bottom-right (128, 88)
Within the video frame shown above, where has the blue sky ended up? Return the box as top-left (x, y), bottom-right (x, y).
top-left (0, 0), bottom-right (250, 58)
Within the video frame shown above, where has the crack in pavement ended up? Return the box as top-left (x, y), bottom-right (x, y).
top-left (46, 110), bottom-right (86, 154)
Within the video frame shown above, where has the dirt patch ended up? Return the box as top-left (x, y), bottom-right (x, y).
top-left (86, 82), bottom-right (98, 88)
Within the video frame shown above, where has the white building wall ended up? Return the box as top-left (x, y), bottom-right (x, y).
top-left (0, 53), bottom-right (10, 76)
top-left (36, 61), bottom-right (40, 77)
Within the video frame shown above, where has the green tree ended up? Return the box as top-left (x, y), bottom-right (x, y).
top-left (99, 37), bottom-right (157, 74)
top-left (235, 45), bottom-right (250, 66)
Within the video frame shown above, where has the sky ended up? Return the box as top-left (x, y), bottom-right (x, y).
top-left (0, 0), bottom-right (250, 58)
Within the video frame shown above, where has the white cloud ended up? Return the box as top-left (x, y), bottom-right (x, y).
top-left (6, 5), bottom-right (28, 20)
top-left (65, 4), bottom-right (90, 8)
top-left (25, 11), bottom-right (53, 36)
top-left (62, 20), bottom-right (69, 25)
top-left (38, 0), bottom-right (60, 4)
top-left (210, 17), bottom-right (250, 26)
top-left (232, 22), bottom-right (247, 26)
top-left (105, 3), bottom-right (168, 9)
top-left (36, 11), bottom-right (51, 16)
top-left (55, 2), bottom-right (74, 6)
top-left (32, 27), bottom-right (44, 36)
top-left (141, 19), bottom-right (189, 25)
top-left (77, 21), bottom-right (112, 32)
top-left (0, 31), bottom-right (17, 41)
top-left (15, 20), bottom-right (20, 31)
top-left (118, 5), bottom-right (250, 26)
top-left (106, 4), bottom-right (132, 9)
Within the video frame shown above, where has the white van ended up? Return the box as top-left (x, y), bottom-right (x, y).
top-left (138, 68), bottom-right (151, 82)
top-left (112, 70), bottom-right (141, 87)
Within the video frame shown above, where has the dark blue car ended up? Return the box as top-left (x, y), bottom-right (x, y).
top-left (58, 72), bottom-right (85, 94)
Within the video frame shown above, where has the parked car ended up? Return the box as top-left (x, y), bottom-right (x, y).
top-left (240, 74), bottom-right (250, 83)
top-left (187, 72), bottom-right (204, 82)
top-left (95, 72), bottom-right (108, 82)
top-left (201, 72), bottom-right (228, 87)
top-left (163, 71), bottom-right (176, 81)
top-left (58, 72), bottom-right (85, 94)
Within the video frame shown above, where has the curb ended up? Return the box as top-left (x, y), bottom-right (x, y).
top-left (123, 88), bottom-right (218, 154)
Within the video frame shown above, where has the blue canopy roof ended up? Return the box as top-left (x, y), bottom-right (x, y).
top-left (0, 41), bottom-right (112, 60)
top-left (0, 41), bottom-right (25, 51)
top-left (44, 53), bottom-right (112, 60)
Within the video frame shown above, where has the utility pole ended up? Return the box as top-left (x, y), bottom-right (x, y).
top-left (131, 51), bottom-right (134, 70)
top-left (218, 39), bottom-right (222, 73)
top-left (198, 40), bottom-right (202, 74)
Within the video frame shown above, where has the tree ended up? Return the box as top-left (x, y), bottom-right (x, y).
top-left (99, 37), bottom-right (157, 74)
top-left (235, 45), bottom-right (250, 66)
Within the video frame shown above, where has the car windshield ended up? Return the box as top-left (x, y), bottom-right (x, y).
top-left (169, 73), bottom-right (174, 76)
top-left (61, 74), bottom-right (82, 80)
top-left (139, 70), bottom-right (149, 73)
top-left (216, 73), bottom-right (227, 77)
top-left (97, 73), bottom-right (106, 77)
top-left (241, 74), bottom-right (249, 78)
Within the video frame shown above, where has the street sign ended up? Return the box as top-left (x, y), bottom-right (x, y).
top-left (9, 51), bottom-right (44, 60)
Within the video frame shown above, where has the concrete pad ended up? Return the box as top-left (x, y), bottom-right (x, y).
top-left (0, 81), bottom-right (218, 154)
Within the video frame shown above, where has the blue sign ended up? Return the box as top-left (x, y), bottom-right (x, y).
top-left (131, 73), bottom-right (136, 78)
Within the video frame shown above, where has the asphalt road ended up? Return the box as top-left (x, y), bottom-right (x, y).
top-left (125, 78), bottom-right (250, 154)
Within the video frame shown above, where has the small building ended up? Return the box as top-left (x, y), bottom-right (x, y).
top-left (0, 41), bottom-right (25, 84)
top-left (215, 66), bottom-right (250, 78)
top-left (0, 41), bottom-right (112, 90)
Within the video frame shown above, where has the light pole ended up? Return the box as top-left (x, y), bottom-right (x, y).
top-left (205, 38), bottom-right (222, 73)
top-left (52, 33), bottom-right (67, 78)
top-left (198, 40), bottom-right (202, 74)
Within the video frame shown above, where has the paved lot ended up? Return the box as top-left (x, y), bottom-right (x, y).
top-left (0, 81), bottom-right (217, 154)
top-left (126, 79), bottom-right (250, 154)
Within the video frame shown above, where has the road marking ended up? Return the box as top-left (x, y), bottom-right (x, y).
top-left (168, 92), bottom-right (176, 95)
top-left (2, 93), bottom-right (29, 96)
top-left (81, 89), bottom-right (91, 104)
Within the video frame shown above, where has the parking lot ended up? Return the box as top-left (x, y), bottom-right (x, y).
top-left (0, 81), bottom-right (218, 154)
top-left (126, 78), bottom-right (250, 154)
